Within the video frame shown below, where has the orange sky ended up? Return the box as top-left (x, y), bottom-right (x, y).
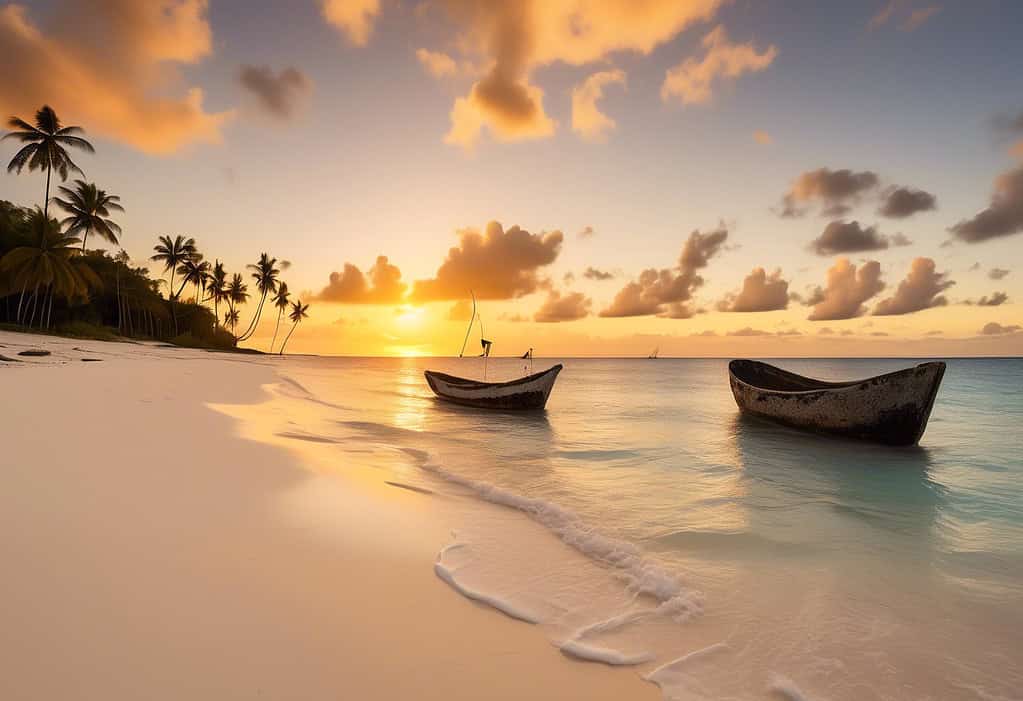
top-left (2, 1), bottom-right (1021, 357)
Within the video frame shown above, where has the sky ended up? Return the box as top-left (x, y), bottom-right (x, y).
top-left (2, 0), bottom-right (1022, 357)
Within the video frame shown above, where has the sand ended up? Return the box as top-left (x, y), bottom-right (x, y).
top-left (0, 331), bottom-right (656, 701)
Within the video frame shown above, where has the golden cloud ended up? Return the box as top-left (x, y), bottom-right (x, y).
top-left (873, 257), bottom-right (954, 315)
top-left (435, 0), bottom-right (725, 148)
top-left (600, 227), bottom-right (728, 318)
top-left (807, 258), bottom-right (885, 321)
top-left (661, 25), bottom-right (777, 105)
top-left (718, 267), bottom-right (790, 312)
top-left (321, 0), bottom-right (381, 47)
top-left (571, 69), bottom-right (626, 143)
top-left (534, 290), bottom-right (592, 322)
top-left (411, 221), bottom-right (563, 302)
top-left (313, 256), bottom-right (407, 304)
top-left (0, 1), bottom-right (231, 155)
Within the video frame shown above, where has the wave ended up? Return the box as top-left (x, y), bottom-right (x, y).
top-left (434, 552), bottom-right (542, 624)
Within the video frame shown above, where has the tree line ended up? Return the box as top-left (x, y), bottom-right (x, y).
top-left (0, 106), bottom-right (309, 353)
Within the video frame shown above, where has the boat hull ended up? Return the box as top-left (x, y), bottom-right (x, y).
top-left (424, 364), bottom-right (563, 411)
top-left (728, 359), bottom-right (945, 446)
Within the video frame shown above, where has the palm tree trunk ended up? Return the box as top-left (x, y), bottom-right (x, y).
top-left (175, 276), bottom-right (190, 301)
top-left (43, 164), bottom-right (52, 219)
top-left (45, 287), bottom-right (54, 330)
top-left (16, 279), bottom-right (27, 323)
top-left (270, 308), bottom-right (284, 352)
top-left (279, 322), bottom-right (298, 355)
top-left (238, 292), bottom-right (267, 342)
top-left (81, 224), bottom-right (91, 253)
top-left (27, 285), bottom-right (40, 328)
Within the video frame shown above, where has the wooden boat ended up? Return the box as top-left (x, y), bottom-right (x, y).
top-left (728, 359), bottom-right (945, 446)
top-left (425, 364), bottom-right (563, 410)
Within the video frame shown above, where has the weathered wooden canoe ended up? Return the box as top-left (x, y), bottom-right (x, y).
top-left (728, 359), bottom-right (945, 446)
top-left (424, 364), bottom-right (563, 410)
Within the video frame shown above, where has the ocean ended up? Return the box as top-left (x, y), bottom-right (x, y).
top-left (264, 356), bottom-right (1023, 700)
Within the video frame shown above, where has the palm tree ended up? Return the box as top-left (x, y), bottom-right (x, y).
top-left (269, 281), bottom-right (291, 352)
top-left (4, 106), bottom-right (94, 217)
top-left (207, 260), bottom-right (228, 326)
top-left (150, 235), bottom-right (197, 301)
top-left (236, 252), bottom-right (279, 342)
top-left (224, 307), bottom-right (240, 336)
top-left (227, 272), bottom-right (249, 342)
top-left (53, 180), bottom-right (123, 252)
top-left (177, 255), bottom-right (211, 302)
top-left (0, 207), bottom-right (83, 327)
top-left (278, 299), bottom-right (309, 355)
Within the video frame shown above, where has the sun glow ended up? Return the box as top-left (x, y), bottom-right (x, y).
top-left (394, 305), bottom-right (425, 327)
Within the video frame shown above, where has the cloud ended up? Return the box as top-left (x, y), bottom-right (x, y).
top-left (727, 327), bottom-right (770, 336)
top-left (238, 65), bottom-right (311, 119)
top-left (980, 322), bottom-right (1022, 335)
top-left (578, 226), bottom-right (595, 239)
top-left (989, 268), bottom-right (1010, 280)
top-left (416, 48), bottom-right (458, 78)
top-left (903, 6), bottom-right (941, 31)
top-left (924, 329), bottom-right (943, 336)
top-left (810, 220), bottom-right (910, 255)
top-left (321, 0), bottom-right (380, 46)
top-left (499, 312), bottom-right (529, 322)
top-left (534, 290), bottom-right (592, 322)
top-left (314, 256), bottom-right (406, 303)
top-left (600, 227), bottom-right (728, 318)
top-left (949, 167), bottom-right (1023, 243)
top-left (753, 130), bottom-right (773, 145)
top-left (877, 186), bottom-right (937, 218)
top-left (807, 258), bottom-right (885, 321)
top-left (868, 1), bottom-right (900, 29)
top-left (873, 257), bottom-right (954, 315)
top-left (869, 1), bottom-right (940, 31)
top-left (434, 0), bottom-right (726, 149)
top-left (0, 1), bottom-right (231, 154)
top-left (572, 69), bottom-right (626, 142)
top-left (778, 168), bottom-right (880, 218)
top-left (818, 327), bottom-right (834, 335)
top-left (661, 25), bottom-right (777, 105)
top-left (717, 267), bottom-right (790, 312)
top-left (972, 292), bottom-right (1009, 307)
top-left (583, 266), bottom-right (614, 281)
top-left (411, 221), bottom-right (563, 302)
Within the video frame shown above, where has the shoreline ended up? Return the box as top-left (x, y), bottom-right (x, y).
top-left (0, 330), bottom-right (656, 700)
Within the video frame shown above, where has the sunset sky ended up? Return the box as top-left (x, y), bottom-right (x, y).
top-left (2, 0), bottom-right (1022, 356)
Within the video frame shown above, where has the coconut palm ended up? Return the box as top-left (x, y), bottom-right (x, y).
top-left (176, 255), bottom-right (211, 302)
top-left (224, 307), bottom-right (240, 335)
top-left (269, 282), bottom-right (290, 352)
top-left (150, 235), bottom-right (197, 301)
top-left (207, 260), bottom-right (228, 326)
top-left (4, 106), bottom-right (94, 217)
top-left (278, 299), bottom-right (309, 355)
top-left (226, 273), bottom-right (249, 341)
top-left (0, 207), bottom-right (82, 326)
top-left (53, 180), bottom-right (123, 252)
top-left (236, 252), bottom-right (279, 342)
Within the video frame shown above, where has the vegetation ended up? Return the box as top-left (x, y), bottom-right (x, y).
top-left (0, 105), bottom-right (310, 353)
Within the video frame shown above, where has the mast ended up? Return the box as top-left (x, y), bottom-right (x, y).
top-left (458, 291), bottom-right (476, 358)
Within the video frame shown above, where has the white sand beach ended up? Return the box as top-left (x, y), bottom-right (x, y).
top-left (0, 330), bottom-right (655, 701)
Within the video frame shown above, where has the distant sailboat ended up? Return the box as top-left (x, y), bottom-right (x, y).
top-left (648, 347), bottom-right (659, 359)
top-left (424, 294), bottom-right (562, 410)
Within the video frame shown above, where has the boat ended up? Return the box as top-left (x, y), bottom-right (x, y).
top-left (648, 347), bottom-right (658, 359)
top-left (425, 364), bottom-right (563, 410)
top-left (424, 292), bottom-right (562, 410)
top-left (728, 359), bottom-right (945, 446)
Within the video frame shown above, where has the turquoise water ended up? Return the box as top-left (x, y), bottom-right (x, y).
top-left (275, 356), bottom-right (1023, 700)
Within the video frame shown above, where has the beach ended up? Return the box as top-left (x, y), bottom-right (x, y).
top-left (0, 330), bottom-right (654, 701)
top-left (3, 330), bottom-right (1022, 700)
